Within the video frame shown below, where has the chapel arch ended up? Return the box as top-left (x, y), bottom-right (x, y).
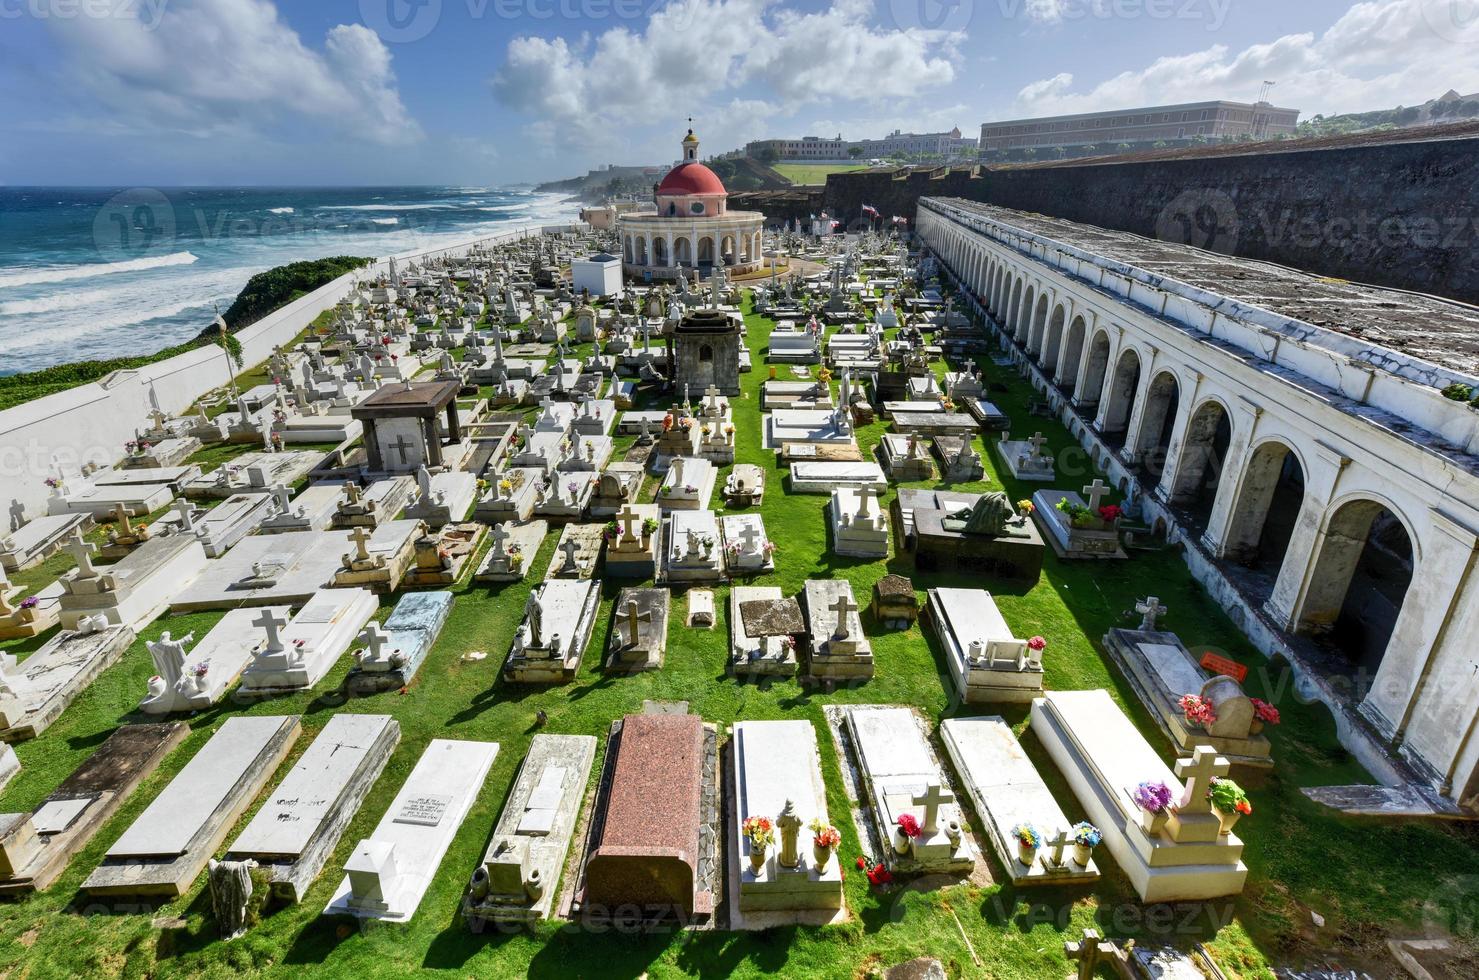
top-left (1101, 346), bottom-right (1142, 440)
top-left (1223, 439), bottom-right (1306, 589)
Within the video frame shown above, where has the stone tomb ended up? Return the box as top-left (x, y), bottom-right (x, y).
top-left (331, 521), bottom-right (423, 594)
top-left (404, 467), bottom-right (479, 528)
top-left (0, 622), bottom-right (134, 741)
top-left (879, 433), bottom-right (935, 483)
top-left (838, 706), bottom-right (974, 874)
top-left (907, 490), bottom-right (1046, 581)
top-left (789, 461), bottom-right (885, 495)
top-left (926, 587), bottom-right (1041, 704)
top-left (994, 433), bottom-right (1057, 482)
top-left (59, 532), bottom-right (208, 631)
top-left (1031, 484), bottom-right (1127, 560)
top-left (237, 588), bottom-right (379, 694)
top-left (474, 520), bottom-right (547, 582)
top-left (729, 586), bottom-right (798, 676)
top-left (657, 456), bottom-right (716, 512)
top-left (1103, 627), bottom-right (1273, 768)
top-left (0, 722), bottom-right (189, 895)
top-left (728, 720), bottom-right (845, 925)
top-left (532, 469), bottom-right (597, 523)
top-left (720, 513), bottom-right (774, 576)
top-left (193, 492), bottom-right (276, 557)
top-left (351, 379), bottom-right (468, 474)
top-left (504, 579), bottom-right (600, 684)
top-left (1030, 690), bottom-right (1248, 902)
top-left (588, 461), bottom-right (643, 517)
top-left (121, 436), bottom-right (201, 469)
top-left (333, 477), bottom-right (414, 528)
top-left (0, 513), bottom-right (92, 572)
top-left (803, 579), bottom-right (874, 682)
top-left (83, 715), bottom-right (301, 897)
top-left (723, 463), bottom-right (764, 507)
top-left (91, 464), bottom-right (202, 495)
top-left (348, 590), bottom-right (454, 694)
top-left (604, 588), bottom-right (670, 673)
top-left (223, 713), bottom-right (400, 903)
top-left (47, 478), bottom-right (172, 520)
top-left (0, 579), bottom-right (62, 641)
top-left (473, 467), bottom-right (542, 524)
top-left (140, 608), bottom-right (289, 714)
top-left (403, 522), bottom-right (486, 588)
top-left (165, 525), bottom-right (400, 609)
top-left (578, 713), bottom-right (716, 922)
top-left (545, 523), bottom-right (605, 581)
top-left (258, 482), bottom-right (344, 534)
top-left (324, 738), bottom-right (499, 923)
top-left (182, 451), bottom-right (327, 500)
top-left (932, 434), bottom-right (986, 483)
top-left (940, 717), bottom-right (1099, 887)
top-left (764, 409), bottom-right (853, 450)
top-left (829, 487), bottom-right (890, 559)
top-left (661, 510), bottom-right (724, 583)
top-left (465, 734), bottom-right (597, 925)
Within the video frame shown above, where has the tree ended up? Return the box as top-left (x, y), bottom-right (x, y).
top-left (1021, 148), bottom-right (1037, 161)
top-left (847, 146), bottom-right (864, 159)
top-left (1115, 143), bottom-right (1132, 154)
top-left (754, 146), bottom-right (780, 165)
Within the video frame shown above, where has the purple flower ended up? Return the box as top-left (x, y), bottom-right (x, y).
top-left (1133, 780), bottom-right (1174, 814)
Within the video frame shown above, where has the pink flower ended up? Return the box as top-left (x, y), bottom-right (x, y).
top-left (1027, 635), bottom-right (1046, 652)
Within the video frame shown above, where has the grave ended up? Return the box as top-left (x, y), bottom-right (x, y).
top-left (803, 580), bottom-right (874, 682)
top-left (473, 467), bottom-right (542, 524)
top-left (333, 477), bottom-right (414, 528)
top-left (789, 461), bottom-right (885, 495)
top-left (0, 722), bottom-right (189, 895)
top-left (347, 590), bottom-right (454, 693)
top-left (721, 513), bottom-right (774, 575)
top-left (571, 399), bottom-right (617, 437)
top-left (222, 714), bottom-right (400, 903)
top-left (829, 487), bottom-right (890, 559)
top-left (660, 510), bottom-right (724, 583)
top-left (926, 587), bottom-right (1042, 703)
top-left (766, 328), bottom-right (822, 363)
top-left (588, 461), bottom-right (643, 516)
top-left (764, 409), bottom-right (853, 450)
top-left (1032, 483), bottom-right (1128, 559)
top-left (121, 436), bottom-right (202, 469)
top-left (604, 587), bottom-right (670, 673)
top-left (504, 579), bottom-right (600, 684)
top-left (58, 532), bottom-right (208, 631)
top-left (193, 492), bottom-right (275, 557)
top-left (47, 478), bottom-right (172, 520)
top-left (1104, 626), bottom-right (1273, 768)
top-left (324, 738), bottom-right (500, 922)
top-left (941, 717), bottom-right (1099, 886)
top-left (657, 456), bottom-right (716, 512)
top-left (1030, 690), bottom-right (1249, 901)
top-left (0, 621), bottom-right (134, 741)
top-left (729, 586), bottom-right (799, 676)
top-left (404, 467), bottom-right (478, 528)
top-left (839, 706), bottom-right (975, 874)
top-left (83, 715), bottom-right (301, 897)
top-left (402, 523), bottom-right (486, 588)
top-left (879, 433), bottom-right (936, 483)
top-left (760, 380), bottom-right (829, 410)
top-left (258, 482), bottom-right (344, 534)
top-left (545, 523), bottom-right (605, 581)
top-left (0, 513), bottom-right (93, 572)
top-left (932, 435), bottom-right (986, 483)
top-left (533, 470), bottom-right (597, 522)
top-left (351, 379), bottom-right (469, 474)
top-left (92, 464), bottom-right (202, 495)
top-left (649, 413), bottom-right (702, 474)
top-left (995, 432), bottom-right (1057, 481)
top-left (729, 720), bottom-right (845, 925)
top-left (237, 588), bottom-right (378, 694)
top-left (464, 734), bottom-right (598, 925)
top-left (140, 607), bottom-right (290, 714)
top-left (0, 745), bottom-right (15, 791)
top-left (181, 451), bottom-right (327, 500)
top-left (560, 432), bottom-right (614, 473)
top-left (687, 590), bottom-right (716, 628)
top-left (330, 521), bottom-right (423, 594)
top-left (578, 713), bottom-right (716, 922)
top-left (723, 463), bottom-right (765, 507)
top-left (908, 490), bottom-right (1046, 580)
top-left (0, 578), bottom-right (63, 641)
top-left (964, 398), bottom-right (1010, 431)
top-left (871, 574), bottom-right (919, 629)
top-left (888, 409), bottom-right (979, 439)
top-left (473, 520), bottom-right (547, 582)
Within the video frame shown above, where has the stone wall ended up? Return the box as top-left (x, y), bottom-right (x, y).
top-left (823, 134), bottom-right (1479, 303)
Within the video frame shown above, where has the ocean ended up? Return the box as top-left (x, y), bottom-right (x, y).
top-left (0, 186), bottom-right (579, 376)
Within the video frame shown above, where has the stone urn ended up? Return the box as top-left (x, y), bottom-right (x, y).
top-left (1213, 807), bottom-right (1244, 837)
top-left (1016, 839), bottom-right (1038, 867)
top-left (1140, 808), bottom-right (1170, 836)
top-left (749, 843), bottom-right (768, 874)
top-left (812, 841), bottom-right (833, 869)
top-left (892, 826), bottom-right (913, 856)
top-left (1073, 842), bottom-right (1094, 868)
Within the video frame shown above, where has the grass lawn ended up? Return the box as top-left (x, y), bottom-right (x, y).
top-left (773, 163), bottom-right (874, 186)
top-left (0, 290), bottom-right (1475, 979)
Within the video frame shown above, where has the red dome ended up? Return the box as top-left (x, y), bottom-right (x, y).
top-left (657, 162), bottom-right (726, 197)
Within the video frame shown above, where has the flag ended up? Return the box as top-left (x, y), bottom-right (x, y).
top-left (861, 204), bottom-right (879, 218)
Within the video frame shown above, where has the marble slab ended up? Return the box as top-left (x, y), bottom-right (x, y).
top-left (474, 519), bottom-right (547, 582)
top-left (259, 482), bottom-right (346, 534)
top-left (194, 492), bottom-right (275, 557)
top-left (720, 513), bottom-right (774, 576)
top-left (348, 590), bottom-right (453, 693)
top-left (48, 481), bottom-right (172, 519)
top-left (0, 624), bottom-right (135, 740)
top-left (927, 587), bottom-right (1041, 703)
top-left (92, 465), bottom-right (202, 494)
top-left (802, 579), bottom-right (873, 681)
top-left (0, 514), bottom-right (93, 572)
top-left (238, 587), bottom-right (378, 694)
top-left (660, 510), bottom-right (724, 584)
top-left (504, 579), bottom-right (600, 684)
top-left (789, 462), bottom-right (885, 495)
top-left (729, 586), bottom-right (795, 676)
top-left (139, 607), bottom-right (287, 714)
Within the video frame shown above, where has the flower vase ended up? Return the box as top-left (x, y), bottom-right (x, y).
top-left (1140, 809), bottom-right (1170, 836)
top-left (1017, 841), bottom-right (1038, 867)
top-left (892, 827), bottom-right (913, 855)
top-left (749, 845), bottom-right (767, 874)
top-left (812, 844), bottom-right (833, 869)
top-left (1250, 719), bottom-right (1265, 735)
top-left (1213, 807), bottom-right (1243, 836)
top-left (1073, 843), bottom-right (1093, 868)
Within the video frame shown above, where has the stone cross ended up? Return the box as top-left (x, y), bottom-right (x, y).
top-left (112, 504), bottom-right (134, 536)
top-left (489, 523), bottom-right (510, 557)
top-left (343, 482), bottom-right (363, 506)
top-left (736, 523), bottom-right (762, 555)
top-left (1174, 745), bottom-right (1230, 815)
top-left (253, 607), bottom-right (289, 653)
top-left (1065, 930), bottom-right (1109, 980)
top-left (558, 537), bottom-right (581, 573)
top-left (912, 782), bottom-right (953, 835)
top-left (617, 505), bottom-right (642, 543)
top-left (348, 525), bottom-right (374, 561)
top-left (1044, 827), bottom-right (1072, 869)
top-left (1028, 432), bottom-right (1048, 459)
top-left (359, 622), bottom-right (391, 661)
top-left (1081, 479), bottom-right (1111, 513)
top-left (830, 592), bottom-right (858, 639)
top-left (172, 497), bottom-right (197, 532)
top-left (65, 534), bottom-right (99, 580)
top-left (854, 485), bottom-right (879, 521)
top-left (270, 483), bottom-right (293, 515)
top-left (389, 434), bottom-right (416, 467)
top-left (622, 598), bottom-right (652, 646)
top-left (704, 385), bottom-right (722, 411)
top-left (1135, 596), bottom-right (1167, 631)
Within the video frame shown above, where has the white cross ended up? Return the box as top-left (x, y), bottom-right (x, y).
top-left (171, 497), bottom-right (196, 532)
top-left (270, 483), bottom-right (293, 514)
top-left (617, 505), bottom-right (642, 542)
top-left (1028, 432), bottom-right (1048, 458)
top-left (736, 523), bottom-right (762, 555)
top-left (830, 591), bottom-right (858, 639)
top-left (1136, 596), bottom-right (1167, 631)
top-left (1044, 827), bottom-right (1073, 869)
top-left (359, 622), bottom-right (391, 660)
top-left (489, 523), bottom-right (511, 556)
top-left (348, 525), bottom-right (374, 561)
top-left (343, 482), bottom-right (363, 505)
top-left (253, 607), bottom-right (290, 653)
top-left (1175, 745), bottom-right (1230, 815)
top-left (912, 782), bottom-right (953, 835)
top-left (854, 485), bottom-right (879, 520)
top-left (1081, 479), bottom-right (1111, 512)
top-left (65, 534), bottom-right (99, 579)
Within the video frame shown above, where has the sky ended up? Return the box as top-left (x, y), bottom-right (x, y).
top-left (0, 0), bottom-right (1476, 186)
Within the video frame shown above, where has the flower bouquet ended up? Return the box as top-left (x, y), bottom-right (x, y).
top-left (1071, 822), bottom-right (1102, 867)
top-left (1134, 780), bottom-right (1175, 834)
top-left (1011, 823), bottom-right (1042, 866)
top-left (1179, 693), bottom-right (1218, 729)
top-left (1208, 777), bottom-right (1252, 834)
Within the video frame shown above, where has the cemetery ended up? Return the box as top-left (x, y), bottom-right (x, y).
top-left (0, 215), bottom-right (1470, 980)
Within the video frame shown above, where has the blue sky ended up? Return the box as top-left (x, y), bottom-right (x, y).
top-left (1, 0), bottom-right (1475, 186)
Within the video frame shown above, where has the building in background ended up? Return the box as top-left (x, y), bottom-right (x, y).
top-left (745, 128), bottom-right (977, 163)
top-left (980, 101), bottom-right (1299, 159)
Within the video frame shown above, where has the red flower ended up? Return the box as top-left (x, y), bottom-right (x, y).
top-left (855, 856), bottom-right (867, 870)
top-left (1235, 799), bottom-right (1253, 816)
top-left (1099, 504), bottom-right (1123, 523)
top-left (897, 813), bottom-right (922, 839)
top-left (1027, 635), bottom-right (1047, 652)
top-left (866, 863), bottom-right (893, 887)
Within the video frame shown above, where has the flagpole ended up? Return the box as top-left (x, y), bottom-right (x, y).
top-left (215, 303), bottom-right (238, 398)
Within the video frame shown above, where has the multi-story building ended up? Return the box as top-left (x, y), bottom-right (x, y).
top-left (980, 101), bottom-right (1299, 154)
top-left (745, 128), bottom-right (977, 162)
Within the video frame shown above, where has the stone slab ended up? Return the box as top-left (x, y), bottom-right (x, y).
top-left (474, 519), bottom-right (547, 582)
top-left (0, 514), bottom-right (93, 572)
top-left (730, 586), bottom-right (796, 676)
top-left (139, 608), bottom-right (285, 714)
top-left (347, 590), bottom-right (453, 693)
top-left (926, 588), bottom-right (1041, 704)
top-left (504, 578), bottom-right (600, 683)
top-left (790, 462), bottom-right (885, 495)
top-left (802, 579), bottom-right (874, 681)
top-left (605, 588), bottom-right (670, 673)
top-left (238, 587), bottom-right (378, 694)
top-left (0, 624), bottom-right (135, 740)
top-left (59, 533), bottom-right (208, 632)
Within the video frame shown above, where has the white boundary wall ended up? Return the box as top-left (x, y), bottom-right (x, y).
top-left (0, 222), bottom-right (580, 521)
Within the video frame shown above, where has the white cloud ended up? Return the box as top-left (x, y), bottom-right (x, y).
top-left (1009, 0), bottom-right (1479, 119)
top-left (44, 0), bottom-right (421, 144)
top-left (491, 0), bottom-right (961, 154)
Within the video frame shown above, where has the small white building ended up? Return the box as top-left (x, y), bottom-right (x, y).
top-left (572, 252), bottom-right (623, 298)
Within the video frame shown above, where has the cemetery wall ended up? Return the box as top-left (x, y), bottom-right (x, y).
top-left (824, 134), bottom-right (1479, 302)
top-left (0, 223), bottom-right (578, 520)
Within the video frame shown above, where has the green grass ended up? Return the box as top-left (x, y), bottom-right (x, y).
top-left (772, 163), bottom-right (874, 186)
top-left (0, 291), bottom-right (1475, 979)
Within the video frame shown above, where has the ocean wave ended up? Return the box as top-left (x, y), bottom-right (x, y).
top-left (318, 204), bottom-right (457, 212)
top-left (371, 218), bottom-right (400, 226)
top-left (0, 251), bottom-right (199, 289)
top-left (268, 207), bottom-right (295, 215)
top-left (0, 284), bottom-right (132, 317)
top-left (478, 205), bottom-right (526, 213)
